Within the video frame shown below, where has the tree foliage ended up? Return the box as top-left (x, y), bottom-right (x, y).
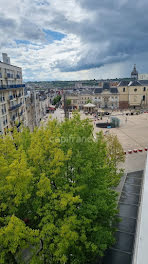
top-left (53, 95), bottom-right (61, 105)
top-left (0, 114), bottom-right (124, 263)
top-left (65, 99), bottom-right (71, 106)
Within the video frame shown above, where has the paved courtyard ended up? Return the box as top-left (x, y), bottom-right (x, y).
top-left (48, 109), bottom-right (148, 173)
top-left (90, 111), bottom-right (148, 173)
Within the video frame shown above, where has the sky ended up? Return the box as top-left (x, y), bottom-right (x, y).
top-left (0, 0), bottom-right (148, 81)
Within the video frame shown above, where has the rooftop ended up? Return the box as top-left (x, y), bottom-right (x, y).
top-left (0, 60), bottom-right (21, 69)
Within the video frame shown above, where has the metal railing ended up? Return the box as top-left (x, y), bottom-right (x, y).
top-left (8, 93), bottom-right (22, 100)
top-left (9, 102), bottom-right (22, 111)
top-left (0, 84), bottom-right (25, 90)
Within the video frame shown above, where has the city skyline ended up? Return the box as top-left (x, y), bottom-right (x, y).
top-left (0, 0), bottom-right (148, 81)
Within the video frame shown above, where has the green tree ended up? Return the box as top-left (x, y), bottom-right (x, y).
top-left (105, 134), bottom-right (125, 185)
top-left (86, 99), bottom-right (92, 103)
top-left (0, 114), bottom-right (124, 263)
top-left (65, 99), bottom-right (71, 106)
top-left (53, 95), bottom-right (61, 105)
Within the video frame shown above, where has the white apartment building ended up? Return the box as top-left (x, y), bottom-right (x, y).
top-left (0, 53), bottom-right (26, 134)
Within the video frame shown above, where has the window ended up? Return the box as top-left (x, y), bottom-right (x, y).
top-left (123, 88), bottom-right (125, 92)
top-left (134, 88), bottom-right (137, 92)
top-left (143, 87), bottom-right (146, 91)
top-left (143, 95), bottom-right (145, 101)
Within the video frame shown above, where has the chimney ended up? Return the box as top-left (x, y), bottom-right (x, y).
top-left (7, 57), bottom-right (10, 64)
top-left (2, 53), bottom-right (10, 64)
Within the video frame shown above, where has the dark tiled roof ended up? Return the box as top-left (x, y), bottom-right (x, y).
top-left (94, 88), bottom-right (103, 94)
top-left (110, 88), bottom-right (118, 93)
top-left (103, 82), bottom-right (110, 90)
top-left (138, 80), bottom-right (148, 85)
top-left (129, 80), bottom-right (142, 86)
top-left (118, 80), bottom-right (130, 87)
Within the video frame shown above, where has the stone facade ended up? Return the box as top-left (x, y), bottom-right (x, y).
top-left (118, 80), bottom-right (148, 109)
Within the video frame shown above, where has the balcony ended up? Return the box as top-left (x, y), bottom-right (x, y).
top-left (8, 93), bottom-right (22, 101)
top-left (9, 102), bottom-right (22, 111)
top-left (0, 84), bottom-right (25, 90)
top-left (9, 95), bottom-right (14, 100)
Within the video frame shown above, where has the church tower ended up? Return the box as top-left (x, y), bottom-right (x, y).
top-left (131, 64), bottom-right (138, 79)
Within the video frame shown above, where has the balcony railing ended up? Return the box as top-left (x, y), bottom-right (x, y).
top-left (9, 103), bottom-right (22, 111)
top-left (0, 84), bottom-right (25, 90)
top-left (8, 93), bottom-right (22, 101)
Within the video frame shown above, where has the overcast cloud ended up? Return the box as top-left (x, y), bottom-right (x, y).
top-left (0, 0), bottom-right (147, 80)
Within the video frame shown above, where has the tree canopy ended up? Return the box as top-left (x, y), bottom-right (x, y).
top-left (0, 113), bottom-right (124, 264)
top-left (53, 95), bottom-right (61, 105)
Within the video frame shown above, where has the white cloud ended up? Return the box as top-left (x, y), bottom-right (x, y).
top-left (0, 0), bottom-right (148, 80)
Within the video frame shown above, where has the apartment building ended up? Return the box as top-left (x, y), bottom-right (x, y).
top-left (0, 53), bottom-right (25, 134)
top-left (24, 91), bottom-right (36, 131)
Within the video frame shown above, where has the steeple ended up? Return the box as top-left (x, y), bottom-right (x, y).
top-left (131, 64), bottom-right (138, 79)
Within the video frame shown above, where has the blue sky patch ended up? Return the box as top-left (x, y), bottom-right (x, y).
top-left (15, 39), bottom-right (32, 45)
top-left (43, 29), bottom-right (66, 42)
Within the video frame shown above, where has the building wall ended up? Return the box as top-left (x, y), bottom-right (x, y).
top-left (25, 92), bottom-right (36, 131)
top-left (138, 74), bottom-right (148, 80)
top-left (128, 86), bottom-right (145, 106)
top-left (79, 94), bottom-right (92, 108)
top-left (0, 60), bottom-right (25, 134)
top-left (118, 85), bottom-right (148, 108)
top-left (92, 92), bottom-right (119, 109)
top-left (64, 95), bottom-right (79, 109)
